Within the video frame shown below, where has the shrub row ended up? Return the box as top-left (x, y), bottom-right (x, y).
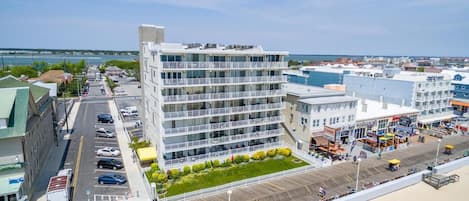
top-left (147, 147), bottom-right (293, 182)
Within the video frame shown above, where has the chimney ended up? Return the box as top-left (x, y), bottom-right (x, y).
top-left (401, 99), bottom-right (405, 107)
top-left (379, 96), bottom-right (383, 103)
top-left (362, 103), bottom-right (367, 112)
top-left (382, 102), bottom-right (388, 109)
top-left (361, 98), bottom-right (366, 104)
top-left (352, 92), bottom-right (356, 97)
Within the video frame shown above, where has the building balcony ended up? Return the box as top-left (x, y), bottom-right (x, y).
top-left (164, 102), bottom-right (285, 120)
top-left (164, 128), bottom-right (282, 152)
top-left (163, 141), bottom-right (282, 168)
top-left (164, 116), bottom-right (283, 136)
top-left (163, 89), bottom-right (285, 103)
top-left (161, 61), bottom-right (288, 70)
top-left (162, 76), bottom-right (287, 87)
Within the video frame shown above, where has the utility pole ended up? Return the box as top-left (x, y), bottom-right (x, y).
top-left (63, 59), bottom-right (69, 133)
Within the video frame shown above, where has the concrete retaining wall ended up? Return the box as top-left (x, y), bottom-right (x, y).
top-left (337, 156), bottom-right (469, 201)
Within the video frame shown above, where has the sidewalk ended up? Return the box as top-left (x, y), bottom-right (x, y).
top-left (108, 100), bottom-right (151, 201)
top-left (35, 102), bottom-right (81, 201)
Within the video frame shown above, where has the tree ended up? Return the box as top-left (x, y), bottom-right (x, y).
top-left (10, 66), bottom-right (38, 78)
top-left (417, 67), bottom-right (425, 72)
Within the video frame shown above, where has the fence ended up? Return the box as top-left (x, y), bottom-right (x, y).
top-left (165, 164), bottom-right (317, 201)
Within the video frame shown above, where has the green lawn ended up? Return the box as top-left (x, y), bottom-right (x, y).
top-left (165, 156), bottom-right (308, 196)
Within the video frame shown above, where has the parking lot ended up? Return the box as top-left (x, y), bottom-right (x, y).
top-left (64, 76), bottom-right (132, 200)
top-left (115, 97), bottom-right (143, 138)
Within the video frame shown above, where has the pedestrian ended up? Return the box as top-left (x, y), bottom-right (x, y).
top-left (353, 155), bottom-right (357, 163)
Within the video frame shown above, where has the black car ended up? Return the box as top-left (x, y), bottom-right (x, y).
top-left (97, 114), bottom-right (114, 123)
top-left (97, 158), bottom-right (123, 170)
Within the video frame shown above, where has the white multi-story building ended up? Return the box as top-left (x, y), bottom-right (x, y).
top-left (138, 25), bottom-right (288, 169)
top-left (344, 70), bottom-right (454, 128)
top-left (283, 84), bottom-right (357, 152)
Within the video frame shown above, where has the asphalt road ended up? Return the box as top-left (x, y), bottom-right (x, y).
top-left (193, 135), bottom-right (469, 201)
top-left (63, 77), bottom-right (130, 201)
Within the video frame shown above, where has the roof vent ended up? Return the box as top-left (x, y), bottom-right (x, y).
top-left (204, 43), bottom-right (217, 49)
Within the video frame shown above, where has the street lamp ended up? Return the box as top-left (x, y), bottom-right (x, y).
top-left (355, 158), bottom-right (362, 192)
top-left (227, 189), bottom-right (232, 201)
top-left (435, 139), bottom-right (442, 167)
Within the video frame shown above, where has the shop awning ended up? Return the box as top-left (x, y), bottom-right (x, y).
top-left (386, 133), bottom-right (395, 137)
top-left (418, 113), bottom-right (457, 124)
top-left (388, 159), bottom-right (400, 165)
top-left (137, 147), bottom-right (157, 162)
top-left (451, 99), bottom-right (469, 107)
top-left (311, 136), bottom-right (330, 146)
top-left (379, 137), bottom-right (387, 141)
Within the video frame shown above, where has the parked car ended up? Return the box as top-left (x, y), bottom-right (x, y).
top-left (97, 174), bottom-right (127, 185)
top-left (97, 147), bottom-right (121, 157)
top-left (97, 158), bottom-right (123, 170)
top-left (96, 128), bottom-right (115, 138)
top-left (97, 114), bottom-right (114, 123)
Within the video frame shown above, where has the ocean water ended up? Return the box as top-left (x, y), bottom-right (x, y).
top-left (0, 53), bottom-right (363, 66)
top-left (0, 54), bottom-right (137, 66)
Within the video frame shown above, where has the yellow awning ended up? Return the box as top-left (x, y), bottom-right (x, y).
top-left (445, 145), bottom-right (454, 149)
top-left (386, 133), bottom-right (395, 137)
top-left (137, 147), bottom-right (157, 162)
top-left (388, 159), bottom-right (400, 165)
top-left (379, 137), bottom-right (387, 141)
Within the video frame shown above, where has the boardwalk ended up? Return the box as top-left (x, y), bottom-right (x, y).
top-left (192, 135), bottom-right (469, 201)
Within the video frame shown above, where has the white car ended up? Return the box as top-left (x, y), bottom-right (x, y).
top-left (97, 147), bottom-right (121, 157)
top-left (96, 128), bottom-right (115, 138)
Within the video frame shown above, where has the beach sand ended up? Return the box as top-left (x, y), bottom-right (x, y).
top-left (373, 165), bottom-right (469, 201)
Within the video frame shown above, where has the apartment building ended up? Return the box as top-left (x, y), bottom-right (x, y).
top-left (0, 76), bottom-right (56, 200)
top-left (139, 25), bottom-right (288, 169)
top-left (344, 70), bottom-right (454, 128)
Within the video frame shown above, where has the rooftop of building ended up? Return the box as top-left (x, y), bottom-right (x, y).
top-left (0, 75), bottom-right (49, 102)
top-left (299, 96), bottom-right (357, 105)
top-left (0, 170), bottom-right (24, 196)
top-left (283, 70), bottom-right (307, 77)
top-left (147, 42), bottom-right (289, 56)
top-left (285, 83), bottom-right (345, 98)
top-left (29, 70), bottom-right (73, 85)
top-left (356, 99), bottom-right (420, 121)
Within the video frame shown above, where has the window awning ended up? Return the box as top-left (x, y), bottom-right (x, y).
top-left (137, 147), bottom-right (157, 162)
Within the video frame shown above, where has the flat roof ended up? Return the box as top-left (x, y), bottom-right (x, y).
top-left (149, 42), bottom-right (288, 55)
top-left (356, 99), bottom-right (420, 121)
top-left (285, 83), bottom-right (345, 98)
top-left (47, 176), bottom-right (68, 193)
top-left (299, 96), bottom-right (357, 105)
top-left (0, 171), bottom-right (24, 196)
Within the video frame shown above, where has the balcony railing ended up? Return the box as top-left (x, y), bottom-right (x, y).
top-left (163, 89), bottom-right (285, 103)
top-left (164, 116), bottom-right (283, 135)
top-left (164, 129), bottom-right (282, 151)
top-left (163, 76), bottom-right (286, 87)
top-left (164, 141), bottom-right (281, 167)
top-left (162, 62), bottom-right (287, 70)
top-left (164, 102), bottom-right (285, 120)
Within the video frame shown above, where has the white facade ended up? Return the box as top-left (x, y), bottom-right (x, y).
top-left (344, 72), bottom-right (454, 125)
top-left (297, 97), bottom-right (357, 134)
top-left (139, 25), bottom-right (288, 169)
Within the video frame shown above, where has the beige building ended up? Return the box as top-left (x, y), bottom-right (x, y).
top-left (0, 76), bottom-right (56, 200)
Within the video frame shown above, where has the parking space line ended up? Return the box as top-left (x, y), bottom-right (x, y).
top-left (94, 137), bottom-right (118, 141)
top-left (96, 156), bottom-right (122, 159)
top-left (93, 185), bottom-right (129, 189)
top-left (94, 145), bottom-right (120, 148)
top-left (95, 169), bottom-right (126, 173)
top-left (95, 141), bottom-right (119, 145)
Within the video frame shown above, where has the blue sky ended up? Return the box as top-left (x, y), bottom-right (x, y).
top-left (1, 0), bottom-right (468, 56)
